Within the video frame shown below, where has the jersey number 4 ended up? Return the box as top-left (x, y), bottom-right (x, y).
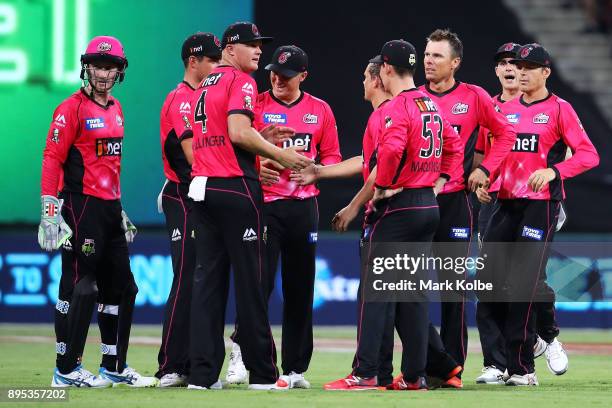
top-left (420, 114), bottom-right (443, 159)
top-left (194, 90), bottom-right (208, 133)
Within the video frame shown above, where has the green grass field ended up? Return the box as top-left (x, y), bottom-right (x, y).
top-left (1, 325), bottom-right (610, 408)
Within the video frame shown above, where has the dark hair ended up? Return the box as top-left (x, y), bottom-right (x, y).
top-left (427, 28), bottom-right (463, 61)
top-left (392, 64), bottom-right (415, 77)
top-left (182, 54), bottom-right (220, 68)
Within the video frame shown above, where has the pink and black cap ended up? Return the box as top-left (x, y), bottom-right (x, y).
top-left (81, 36), bottom-right (128, 69)
top-left (510, 43), bottom-right (552, 67)
top-left (265, 45), bottom-right (308, 78)
top-left (495, 42), bottom-right (522, 62)
top-left (221, 22), bottom-right (273, 48)
top-left (181, 32), bottom-right (222, 60)
top-left (369, 40), bottom-right (417, 69)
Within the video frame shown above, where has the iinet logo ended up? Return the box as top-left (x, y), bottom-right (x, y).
top-left (243, 228), bottom-right (257, 242)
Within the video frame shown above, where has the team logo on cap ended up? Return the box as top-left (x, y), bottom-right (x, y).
top-left (252, 24), bottom-right (260, 36)
top-left (97, 42), bottom-right (112, 53)
top-left (278, 52), bottom-right (291, 64)
top-left (504, 43), bottom-right (514, 51)
top-left (214, 36), bottom-right (221, 47)
top-left (520, 46), bottom-right (532, 58)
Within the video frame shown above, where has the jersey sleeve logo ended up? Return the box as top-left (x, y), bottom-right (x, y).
top-left (182, 115), bottom-right (192, 129)
top-left (303, 113), bottom-right (318, 124)
top-left (533, 113), bottom-right (549, 124)
top-left (244, 95), bottom-right (253, 110)
top-left (384, 116), bottom-right (393, 128)
top-left (116, 114), bottom-right (123, 126)
top-left (51, 128), bottom-right (60, 144)
top-left (451, 102), bottom-right (469, 115)
top-left (241, 82), bottom-right (254, 95)
top-left (179, 102), bottom-right (191, 114)
top-left (54, 114), bottom-right (67, 127)
top-left (413, 97), bottom-right (437, 112)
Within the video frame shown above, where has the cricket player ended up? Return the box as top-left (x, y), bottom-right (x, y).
top-left (476, 44), bottom-right (599, 386)
top-left (325, 40), bottom-right (463, 391)
top-left (473, 42), bottom-right (570, 384)
top-left (155, 32), bottom-right (221, 387)
top-left (185, 22), bottom-right (312, 390)
top-left (40, 36), bottom-right (157, 387)
top-left (227, 45), bottom-right (342, 389)
top-left (420, 29), bottom-right (517, 375)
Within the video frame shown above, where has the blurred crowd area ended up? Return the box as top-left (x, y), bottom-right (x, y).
top-left (566, 0), bottom-right (612, 35)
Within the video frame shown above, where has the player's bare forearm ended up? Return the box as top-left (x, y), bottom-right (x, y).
top-left (348, 167), bottom-right (376, 209)
top-left (472, 152), bottom-right (484, 172)
top-left (317, 156), bottom-right (362, 180)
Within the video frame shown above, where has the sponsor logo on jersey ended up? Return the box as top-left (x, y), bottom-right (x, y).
top-left (385, 116), bottom-right (393, 128)
top-left (244, 95), bottom-right (253, 110)
top-left (450, 227), bottom-right (470, 239)
top-left (512, 133), bottom-right (539, 153)
top-left (241, 82), bottom-right (254, 95)
top-left (82, 239), bottom-right (96, 256)
top-left (85, 117), bottom-right (105, 130)
top-left (97, 42), bottom-right (112, 52)
top-left (243, 228), bottom-right (258, 242)
top-left (54, 114), bottom-right (66, 127)
top-left (263, 113), bottom-right (287, 124)
top-left (521, 226), bottom-right (543, 241)
top-left (182, 115), bottom-right (192, 129)
top-left (533, 113), bottom-right (549, 124)
top-left (201, 72), bottom-right (223, 87)
top-left (303, 113), bottom-right (318, 124)
top-left (179, 102), bottom-right (191, 114)
top-left (309, 232), bottom-right (318, 243)
top-left (171, 228), bottom-right (182, 242)
top-left (96, 137), bottom-right (123, 156)
top-left (414, 97), bottom-right (437, 112)
top-left (51, 128), bottom-right (60, 144)
top-left (278, 51), bottom-right (291, 64)
top-left (282, 133), bottom-right (312, 152)
top-left (506, 113), bottom-right (520, 124)
top-left (452, 102), bottom-right (469, 115)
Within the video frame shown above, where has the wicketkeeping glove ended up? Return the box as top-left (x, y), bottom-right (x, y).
top-left (121, 210), bottom-right (137, 243)
top-left (38, 195), bottom-right (73, 251)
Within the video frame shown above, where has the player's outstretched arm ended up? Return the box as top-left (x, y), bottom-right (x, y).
top-left (332, 167), bottom-right (377, 232)
top-left (291, 156), bottom-right (362, 186)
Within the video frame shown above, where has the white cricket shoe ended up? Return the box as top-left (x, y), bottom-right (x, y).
top-left (248, 378), bottom-right (289, 390)
top-left (533, 336), bottom-right (548, 358)
top-left (226, 342), bottom-right (248, 384)
top-left (159, 372), bottom-right (187, 387)
top-left (51, 365), bottom-right (111, 388)
top-left (505, 372), bottom-right (538, 386)
top-left (475, 366), bottom-right (505, 384)
top-left (98, 366), bottom-right (159, 388)
top-left (187, 380), bottom-right (223, 390)
top-left (544, 338), bottom-right (569, 375)
top-left (278, 371), bottom-right (311, 389)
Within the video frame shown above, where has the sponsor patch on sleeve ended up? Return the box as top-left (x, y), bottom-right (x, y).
top-left (414, 97), bottom-right (437, 112)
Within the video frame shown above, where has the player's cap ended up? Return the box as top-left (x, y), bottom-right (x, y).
top-left (222, 22), bottom-right (273, 48)
top-left (494, 42), bottom-right (522, 62)
top-left (510, 43), bottom-right (551, 67)
top-left (81, 36), bottom-right (128, 69)
top-left (181, 32), bottom-right (222, 60)
top-left (370, 40), bottom-right (417, 69)
top-left (265, 45), bottom-right (308, 78)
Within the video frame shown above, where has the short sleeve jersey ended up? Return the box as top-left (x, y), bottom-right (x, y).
top-left (160, 81), bottom-right (196, 184)
top-left (420, 82), bottom-right (516, 194)
top-left (498, 93), bottom-right (599, 200)
top-left (41, 89), bottom-right (125, 200)
top-left (189, 65), bottom-right (259, 180)
top-left (375, 89), bottom-right (463, 190)
top-left (254, 91), bottom-right (342, 202)
top-left (362, 100), bottom-right (390, 183)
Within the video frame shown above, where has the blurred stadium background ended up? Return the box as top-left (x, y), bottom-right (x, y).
top-left (1, 0), bottom-right (610, 337)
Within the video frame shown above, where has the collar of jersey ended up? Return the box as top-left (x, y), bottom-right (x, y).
top-left (269, 90), bottom-right (304, 108)
top-left (519, 91), bottom-right (553, 107)
top-left (425, 80), bottom-right (461, 97)
top-left (80, 88), bottom-right (114, 109)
